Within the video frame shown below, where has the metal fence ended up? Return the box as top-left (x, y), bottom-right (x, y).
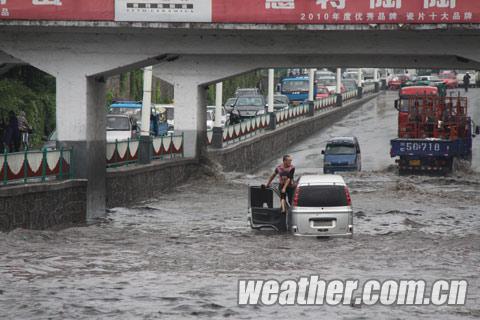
top-left (106, 133), bottom-right (184, 167)
top-left (1, 148), bottom-right (73, 186)
top-left (313, 95), bottom-right (337, 111)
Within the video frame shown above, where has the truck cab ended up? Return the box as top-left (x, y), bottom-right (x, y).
top-left (322, 137), bottom-right (361, 174)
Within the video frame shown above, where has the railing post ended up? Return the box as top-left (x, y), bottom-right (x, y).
top-left (308, 101), bottom-right (315, 117)
top-left (3, 151), bottom-right (8, 185)
top-left (181, 132), bottom-right (184, 158)
top-left (70, 148), bottom-right (74, 178)
top-left (139, 135), bottom-right (153, 164)
top-left (336, 93), bottom-right (343, 107)
top-left (41, 148), bottom-right (47, 182)
top-left (23, 149), bottom-right (28, 184)
top-left (211, 127), bottom-right (224, 149)
top-left (59, 147), bottom-right (64, 180)
top-left (114, 139), bottom-right (118, 164)
top-left (269, 112), bottom-right (277, 130)
top-left (357, 86), bottom-right (363, 99)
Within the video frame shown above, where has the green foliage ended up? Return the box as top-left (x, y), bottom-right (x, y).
top-left (0, 66), bottom-right (56, 147)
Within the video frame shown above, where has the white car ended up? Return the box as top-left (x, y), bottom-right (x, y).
top-left (106, 114), bottom-right (138, 142)
top-left (206, 105), bottom-right (227, 129)
top-left (248, 174), bottom-right (353, 237)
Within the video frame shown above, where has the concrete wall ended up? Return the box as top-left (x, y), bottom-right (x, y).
top-left (0, 180), bottom-right (87, 232)
top-left (106, 158), bottom-right (199, 208)
top-left (208, 94), bottom-right (379, 172)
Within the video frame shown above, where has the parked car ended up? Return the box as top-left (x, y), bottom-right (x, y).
top-left (342, 79), bottom-right (358, 92)
top-left (106, 114), bottom-right (138, 142)
top-left (206, 105), bottom-right (227, 129)
top-left (315, 86), bottom-right (330, 99)
top-left (273, 94), bottom-right (290, 110)
top-left (388, 74), bottom-right (410, 90)
top-left (322, 136), bottom-right (361, 173)
top-left (248, 174), bottom-right (353, 237)
top-left (438, 71), bottom-right (458, 89)
top-left (224, 97), bottom-right (237, 111)
top-left (235, 88), bottom-right (261, 97)
top-left (233, 95), bottom-right (267, 118)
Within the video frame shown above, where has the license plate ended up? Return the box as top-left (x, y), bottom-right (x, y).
top-left (409, 160), bottom-right (421, 166)
top-left (312, 220), bottom-right (333, 227)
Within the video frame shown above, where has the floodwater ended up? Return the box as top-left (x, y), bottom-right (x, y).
top-left (1, 90), bottom-right (480, 319)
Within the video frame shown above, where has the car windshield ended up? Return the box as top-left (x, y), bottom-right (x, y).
top-left (107, 116), bottom-right (130, 131)
top-left (236, 89), bottom-right (258, 96)
top-left (236, 97), bottom-right (264, 107)
top-left (326, 144), bottom-right (356, 155)
top-left (318, 78), bottom-right (336, 86)
top-left (316, 86), bottom-right (329, 94)
top-left (282, 80), bottom-right (309, 92)
top-left (225, 98), bottom-right (237, 107)
top-left (297, 185), bottom-right (348, 207)
top-left (274, 96), bottom-right (288, 104)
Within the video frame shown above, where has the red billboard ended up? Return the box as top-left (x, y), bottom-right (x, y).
top-left (0, 0), bottom-right (114, 20)
top-left (212, 0), bottom-right (480, 24)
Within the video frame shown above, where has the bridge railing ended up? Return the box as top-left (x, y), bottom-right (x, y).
top-left (1, 148), bottom-right (73, 186)
top-left (363, 83), bottom-right (376, 94)
top-left (342, 89), bottom-right (358, 102)
top-left (219, 114), bottom-right (270, 145)
top-left (313, 95), bottom-right (337, 111)
top-left (106, 133), bottom-right (184, 167)
top-left (151, 133), bottom-right (184, 160)
top-left (276, 103), bottom-right (310, 126)
top-left (106, 138), bottom-right (140, 168)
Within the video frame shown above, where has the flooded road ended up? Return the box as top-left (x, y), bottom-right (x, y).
top-left (1, 90), bottom-right (480, 319)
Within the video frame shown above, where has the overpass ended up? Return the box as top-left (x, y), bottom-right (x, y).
top-left (1, 0), bottom-right (480, 218)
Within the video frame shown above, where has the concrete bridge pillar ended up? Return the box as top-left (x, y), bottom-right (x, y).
top-left (56, 73), bottom-right (107, 220)
top-left (173, 80), bottom-right (207, 158)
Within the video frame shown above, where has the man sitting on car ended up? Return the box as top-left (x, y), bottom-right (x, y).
top-left (266, 155), bottom-right (296, 214)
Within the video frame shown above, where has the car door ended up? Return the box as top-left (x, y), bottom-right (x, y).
top-left (248, 186), bottom-right (286, 231)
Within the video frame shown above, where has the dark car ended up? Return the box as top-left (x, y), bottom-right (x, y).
top-left (233, 95), bottom-right (267, 118)
top-left (322, 136), bottom-right (362, 173)
top-left (235, 88), bottom-right (261, 97)
top-left (342, 79), bottom-right (358, 92)
top-left (273, 94), bottom-right (290, 111)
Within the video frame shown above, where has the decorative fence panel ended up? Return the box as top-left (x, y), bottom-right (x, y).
top-left (152, 133), bottom-right (184, 159)
top-left (106, 138), bottom-right (140, 168)
top-left (221, 114), bottom-right (270, 144)
top-left (1, 148), bottom-right (73, 186)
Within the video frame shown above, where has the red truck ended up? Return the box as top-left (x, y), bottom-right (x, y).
top-left (390, 86), bottom-right (479, 174)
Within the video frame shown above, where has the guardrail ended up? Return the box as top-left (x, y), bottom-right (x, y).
top-left (152, 133), bottom-right (184, 160)
top-left (276, 103), bottom-right (310, 126)
top-left (342, 89), bottom-right (358, 102)
top-left (106, 133), bottom-right (184, 167)
top-left (363, 83), bottom-right (376, 94)
top-left (1, 148), bottom-right (73, 186)
top-left (220, 114), bottom-right (270, 145)
top-left (207, 83), bottom-right (379, 149)
top-left (313, 95), bottom-right (337, 111)
top-left (106, 138), bottom-right (140, 168)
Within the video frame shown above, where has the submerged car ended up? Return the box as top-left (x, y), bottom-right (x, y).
top-left (248, 174), bottom-right (353, 237)
top-left (322, 136), bottom-right (361, 174)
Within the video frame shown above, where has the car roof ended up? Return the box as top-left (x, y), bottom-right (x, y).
top-left (327, 136), bottom-right (357, 143)
top-left (299, 174), bottom-right (346, 186)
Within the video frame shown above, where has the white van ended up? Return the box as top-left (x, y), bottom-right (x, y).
top-left (248, 174), bottom-right (353, 237)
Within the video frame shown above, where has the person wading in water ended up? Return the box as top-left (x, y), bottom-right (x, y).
top-left (266, 155), bottom-right (296, 214)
